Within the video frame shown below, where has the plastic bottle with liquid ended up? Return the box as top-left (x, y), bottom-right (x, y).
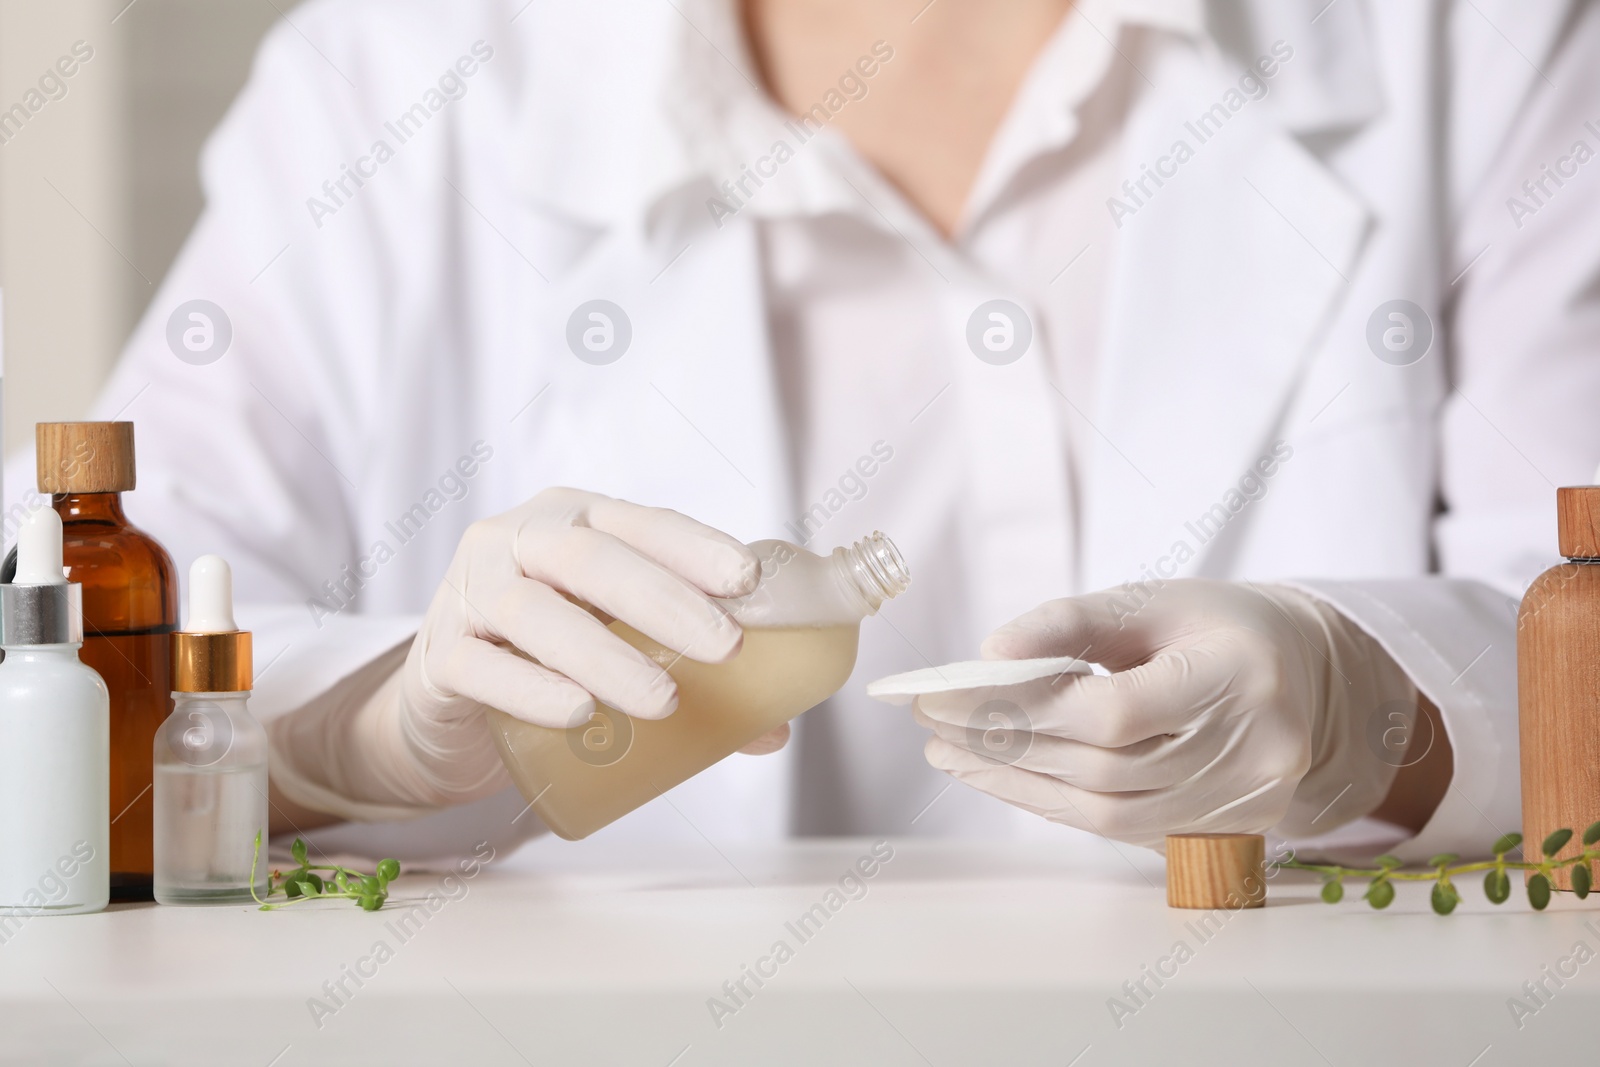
top-left (0, 508), bottom-right (110, 915)
top-left (488, 532), bottom-right (910, 840)
top-left (153, 555), bottom-right (268, 904)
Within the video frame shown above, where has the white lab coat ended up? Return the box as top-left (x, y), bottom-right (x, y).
top-left (55, 0), bottom-right (1600, 860)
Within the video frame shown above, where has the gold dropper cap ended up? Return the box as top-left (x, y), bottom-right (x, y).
top-left (37, 422), bottom-right (137, 494)
top-left (173, 631), bottom-right (252, 692)
top-left (171, 555), bottom-right (252, 692)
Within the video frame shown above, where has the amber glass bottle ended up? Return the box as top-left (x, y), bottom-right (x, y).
top-left (38, 422), bottom-right (179, 902)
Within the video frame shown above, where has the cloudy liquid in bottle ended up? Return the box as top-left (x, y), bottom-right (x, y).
top-left (487, 533), bottom-right (908, 840)
top-left (489, 622), bottom-right (858, 840)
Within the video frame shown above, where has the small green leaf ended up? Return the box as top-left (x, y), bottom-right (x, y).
top-left (1431, 881), bottom-right (1459, 915)
top-left (1374, 855), bottom-right (1403, 870)
top-left (1484, 868), bottom-right (1511, 904)
top-left (1491, 832), bottom-right (1523, 856)
top-left (252, 832), bottom-right (393, 913)
top-left (1574, 863), bottom-right (1592, 900)
top-left (1584, 822), bottom-right (1600, 847)
top-left (1528, 873), bottom-right (1552, 911)
top-left (1321, 879), bottom-right (1344, 904)
top-left (1428, 853), bottom-right (1460, 868)
top-left (1365, 879), bottom-right (1395, 909)
top-left (1543, 828), bottom-right (1574, 857)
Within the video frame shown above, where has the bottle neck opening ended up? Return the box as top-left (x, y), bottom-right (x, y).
top-left (174, 689), bottom-right (253, 702)
top-left (838, 533), bottom-right (911, 613)
top-left (54, 493), bottom-right (128, 525)
top-left (1, 643), bottom-right (83, 656)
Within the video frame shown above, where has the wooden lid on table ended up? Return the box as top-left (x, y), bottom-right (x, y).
top-left (1557, 486), bottom-right (1600, 559)
top-left (36, 422), bottom-right (137, 494)
top-left (1166, 833), bottom-right (1266, 910)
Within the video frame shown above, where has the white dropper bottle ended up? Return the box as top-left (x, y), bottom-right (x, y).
top-left (0, 507), bottom-right (110, 915)
top-left (153, 555), bottom-right (267, 905)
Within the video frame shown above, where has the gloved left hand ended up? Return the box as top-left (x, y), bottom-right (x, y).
top-left (911, 579), bottom-right (1419, 849)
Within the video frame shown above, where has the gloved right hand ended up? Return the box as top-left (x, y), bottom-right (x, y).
top-left (268, 488), bottom-right (762, 817)
top-left (910, 580), bottom-right (1419, 850)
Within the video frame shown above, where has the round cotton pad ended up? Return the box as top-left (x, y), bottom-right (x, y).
top-left (865, 656), bottom-right (1095, 705)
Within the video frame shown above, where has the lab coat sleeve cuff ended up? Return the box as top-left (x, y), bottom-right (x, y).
top-left (240, 603), bottom-right (422, 725)
top-left (240, 603), bottom-right (445, 822)
top-left (268, 729), bottom-right (443, 825)
top-left (1276, 578), bottom-right (1521, 863)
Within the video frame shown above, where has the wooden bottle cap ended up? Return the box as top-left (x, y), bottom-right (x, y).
top-left (36, 422), bottom-right (137, 494)
top-left (1557, 486), bottom-right (1600, 559)
top-left (1166, 833), bottom-right (1266, 910)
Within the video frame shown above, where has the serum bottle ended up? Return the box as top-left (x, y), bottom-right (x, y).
top-left (0, 508), bottom-right (110, 915)
top-left (38, 422), bottom-right (179, 901)
top-left (153, 555), bottom-right (267, 904)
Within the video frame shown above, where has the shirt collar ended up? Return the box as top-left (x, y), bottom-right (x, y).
top-left (513, 0), bottom-right (1204, 237)
top-left (669, 0), bottom-right (1207, 233)
top-left (959, 0), bottom-right (1170, 229)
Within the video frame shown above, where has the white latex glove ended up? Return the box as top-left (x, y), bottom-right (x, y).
top-left (269, 488), bottom-right (770, 820)
top-left (912, 580), bottom-right (1418, 849)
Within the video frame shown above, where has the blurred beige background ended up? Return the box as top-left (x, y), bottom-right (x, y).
top-left (0, 0), bottom-right (295, 458)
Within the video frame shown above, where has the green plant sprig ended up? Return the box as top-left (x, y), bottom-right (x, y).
top-left (1271, 823), bottom-right (1600, 914)
top-left (249, 831), bottom-right (401, 912)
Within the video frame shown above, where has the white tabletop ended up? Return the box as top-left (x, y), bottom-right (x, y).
top-left (0, 836), bottom-right (1590, 1065)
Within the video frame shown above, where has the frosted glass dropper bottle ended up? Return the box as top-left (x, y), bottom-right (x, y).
top-left (0, 507), bottom-right (110, 915)
top-left (153, 555), bottom-right (267, 904)
top-left (489, 532), bottom-right (910, 839)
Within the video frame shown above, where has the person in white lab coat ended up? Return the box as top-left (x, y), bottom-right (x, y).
top-left (53, 0), bottom-right (1600, 862)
